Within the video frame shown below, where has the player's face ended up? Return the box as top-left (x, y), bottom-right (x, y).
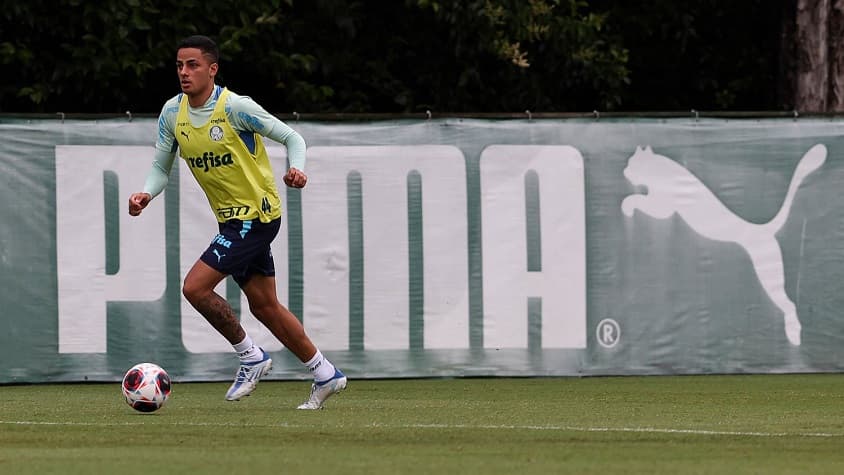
top-left (176, 48), bottom-right (217, 98)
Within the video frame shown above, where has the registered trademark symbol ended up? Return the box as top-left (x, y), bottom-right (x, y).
top-left (596, 318), bottom-right (621, 348)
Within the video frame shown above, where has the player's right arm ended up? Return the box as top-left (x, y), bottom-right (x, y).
top-left (129, 98), bottom-right (180, 216)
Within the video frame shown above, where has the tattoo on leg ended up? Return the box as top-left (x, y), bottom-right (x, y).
top-left (194, 293), bottom-right (244, 343)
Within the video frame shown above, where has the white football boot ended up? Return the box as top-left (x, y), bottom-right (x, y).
top-left (297, 368), bottom-right (347, 410)
top-left (225, 348), bottom-right (272, 401)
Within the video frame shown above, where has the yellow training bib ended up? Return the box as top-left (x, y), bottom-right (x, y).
top-left (175, 88), bottom-right (282, 223)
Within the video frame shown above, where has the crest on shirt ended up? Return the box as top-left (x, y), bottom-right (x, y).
top-left (209, 125), bottom-right (224, 141)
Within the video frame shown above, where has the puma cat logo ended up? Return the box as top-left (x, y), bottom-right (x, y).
top-left (621, 144), bottom-right (826, 346)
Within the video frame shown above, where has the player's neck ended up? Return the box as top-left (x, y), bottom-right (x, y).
top-left (188, 85), bottom-right (215, 108)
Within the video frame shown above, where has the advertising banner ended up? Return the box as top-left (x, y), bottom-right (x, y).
top-left (0, 117), bottom-right (841, 382)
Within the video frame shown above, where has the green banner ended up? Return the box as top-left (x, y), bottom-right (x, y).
top-left (0, 117), bottom-right (841, 383)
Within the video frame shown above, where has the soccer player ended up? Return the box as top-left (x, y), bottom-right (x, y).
top-left (127, 35), bottom-right (346, 409)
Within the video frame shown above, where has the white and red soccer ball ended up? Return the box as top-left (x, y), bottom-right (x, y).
top-left (121, 363), bottom-right (171, 413)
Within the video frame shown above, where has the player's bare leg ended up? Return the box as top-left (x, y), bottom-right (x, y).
top-left (183, 260), bottom-right (245, 342)
top-left (183, 260), bottom-right (272, 401)
top-left (240, 274), bottom-right (316, 359)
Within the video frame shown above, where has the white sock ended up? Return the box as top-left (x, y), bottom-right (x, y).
top-left (303, 350), bottom-right (336, 382)
top-left (233, 334), bottom-right (263, 363)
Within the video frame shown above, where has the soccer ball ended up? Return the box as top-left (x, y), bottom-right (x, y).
top-left (121, 363), bottom-right (171, 413)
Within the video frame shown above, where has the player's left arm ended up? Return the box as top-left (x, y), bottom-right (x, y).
top-left (229, 95), bottom-right (307, 188)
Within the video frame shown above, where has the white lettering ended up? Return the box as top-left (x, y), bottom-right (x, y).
top-left (57, 144), bottom-right (588, 354)
top-left (56, 146), bottom-right (166, 353)
top-left (479, 146), bottom-right (586, 348)
top-left (302, 146), bottom-right (470, 350)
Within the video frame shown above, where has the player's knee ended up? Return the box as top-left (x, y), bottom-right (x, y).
top-left (182, 280), bottom-right (209, 305)
top-left (247, 302), bottom-right (274, 321)
top-left (181, 284), bottom-right (196, 303)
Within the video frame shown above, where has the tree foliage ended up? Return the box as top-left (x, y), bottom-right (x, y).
top-left (0, 0), bottom-right (786, 113)
top-left (595, 0), bottom-right (785, 111)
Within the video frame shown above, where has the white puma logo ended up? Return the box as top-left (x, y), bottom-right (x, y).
top-left (621, 144), bottom-right (826, 346)
top-left (213, 249), bottom-right (226, 263)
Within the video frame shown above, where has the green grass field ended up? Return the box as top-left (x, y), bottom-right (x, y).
top-left (2, 375), bottom-right (844, 474)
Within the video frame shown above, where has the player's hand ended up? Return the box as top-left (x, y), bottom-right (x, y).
top-left (284, 167), bottom-right (308, 188)
top-left (128, 192), bottom-right (152, 216)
